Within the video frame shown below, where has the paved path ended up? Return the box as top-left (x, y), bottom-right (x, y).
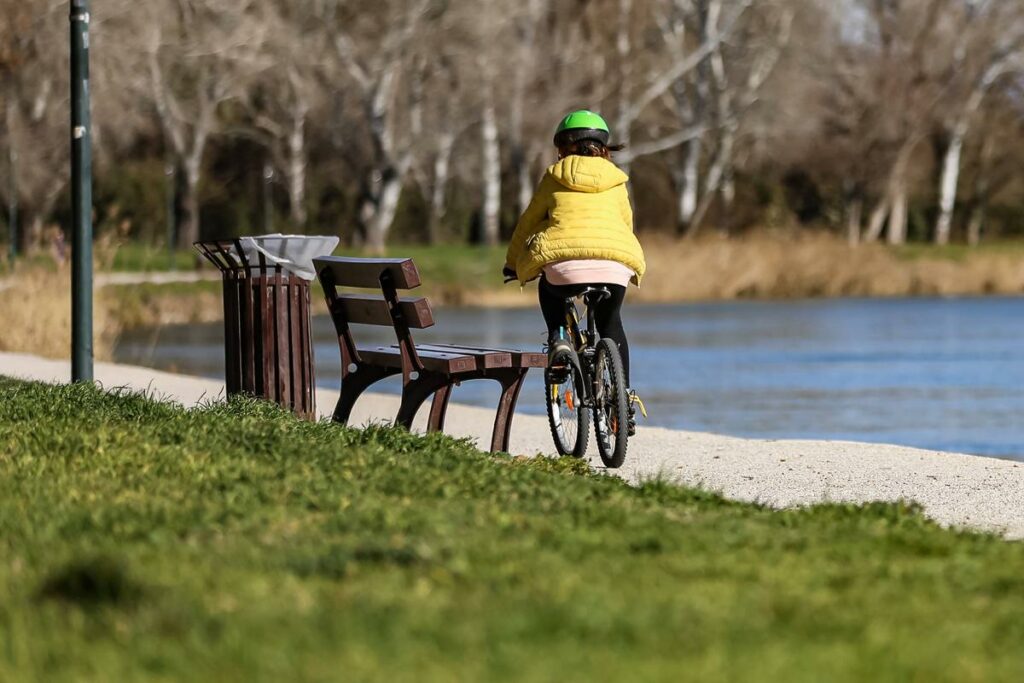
top-left (96, 271), bottom-right (220, 286)
top-left (2, 352), bottom-right (1022, 538)
top-left (0, 270), bottom-right (218, 292)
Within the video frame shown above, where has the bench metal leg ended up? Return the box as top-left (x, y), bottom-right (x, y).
top-left (333, 366), bottom-right (398, 425)
top-left (428, 385), bottom-right (453, 433)
top-left (390, 368), bottom-right (530, 453)
top-left (490, 369), bottom-right (527, 453)
top-left (396, 374), bottom-right (451, 430)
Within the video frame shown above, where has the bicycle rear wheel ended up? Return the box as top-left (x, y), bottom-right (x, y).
top-left (545, 346), bottom-right (590, 458)
top-left (593, 338), bottom-right (629, 468)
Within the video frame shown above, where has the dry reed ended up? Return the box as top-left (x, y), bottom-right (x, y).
top-left (637, 233), bottom-right (1024, 302)
top-left (0, 264), bottom-right (122, 360)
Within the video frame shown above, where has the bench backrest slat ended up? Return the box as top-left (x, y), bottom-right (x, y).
top-left (332, 294), bottom-right (434, 329)
top-left (315, 256), bottom-right (435, 375)
top-left (314, 257), bottom-right (421, 290)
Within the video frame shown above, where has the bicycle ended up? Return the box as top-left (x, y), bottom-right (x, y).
top-left (544, 286), bottom-right (630, 468)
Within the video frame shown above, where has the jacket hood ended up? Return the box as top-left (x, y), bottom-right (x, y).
top-left (545, 156), bottom-right (629, 193)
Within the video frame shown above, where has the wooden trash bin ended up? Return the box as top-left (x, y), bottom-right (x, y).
top-left (195, 238), bottom-right (317, 419)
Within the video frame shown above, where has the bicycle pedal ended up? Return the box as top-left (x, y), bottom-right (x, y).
top-left (628, 391), bottom-right (648, 419)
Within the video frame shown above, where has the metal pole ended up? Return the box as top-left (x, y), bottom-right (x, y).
top-left (165, 162), bottom-right (176, 270)
top-left (70, 0), bottom-right (93, 382)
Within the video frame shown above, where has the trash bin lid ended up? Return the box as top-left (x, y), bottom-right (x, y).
top-left (238, 234), bottom-right (339, 280)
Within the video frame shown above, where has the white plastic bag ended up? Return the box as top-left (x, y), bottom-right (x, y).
top-left (237, 234), bottom-right (340, 281)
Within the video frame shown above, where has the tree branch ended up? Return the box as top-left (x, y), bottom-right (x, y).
top-left (617, 125), bottom-right (705, 163)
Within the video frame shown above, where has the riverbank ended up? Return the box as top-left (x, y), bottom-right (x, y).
top-left (90, 233), bottom-right (1024, 318)
top-left (2, 235), bottom-right (1022, 359)
top-left (3, 351), bottom-right (1023, 538)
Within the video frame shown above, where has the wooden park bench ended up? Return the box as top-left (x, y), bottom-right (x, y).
top-left (314, 256), bottom-right (546, 452)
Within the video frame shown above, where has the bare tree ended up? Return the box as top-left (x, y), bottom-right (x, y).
top-left (610, 0), bottom-right (750, 180)
top-left (680, 0), bottom-right (793, 235)
top-left (331, 0), bottom-right (431, 252)
top-left (507, 0), bottom-right (550, 217)
top-left (932, 2), bottom-right (1024, 245)
top-left (407, 55), bottom-right (467, 244)
top-left (843, 0), bottom-right (958, 246)
top-left (114, 0), bottom-right (268, 248)
top-left (237, 2), bottom-right (332, 230)
top-left (0, 1), bottom-right (68, 252)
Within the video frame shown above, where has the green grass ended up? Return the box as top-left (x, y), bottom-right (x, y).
top-left (105, 241), bottom-right (507, 286)
top-left (109, 243), bottom-right (199, 272)
top-left (106, 242), bottom-right (506, 298)
top-left (2, 380), bottom-right (1024, 681)
top-left (335, 244), bottom-right (508, 299)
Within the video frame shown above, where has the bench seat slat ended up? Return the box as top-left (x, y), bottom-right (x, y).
top-left (314, 257), bottom-right (421, 289)
top-left (421, 343), bottom-right (547, 368)
top-left (333, 294), bottom-right (434, 328)
top-left (417, 344), bottom-right (512, 369)
top-left (357, 346), bottom-right (479, 374)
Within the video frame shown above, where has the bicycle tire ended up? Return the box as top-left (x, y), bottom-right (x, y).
top-left (593, 338), bottom-right (629, 468)
top-left (545, 346), bottom-right (590, 458)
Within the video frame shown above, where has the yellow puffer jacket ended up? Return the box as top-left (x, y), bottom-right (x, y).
top-left (505, 156), bottom-right (646, 286)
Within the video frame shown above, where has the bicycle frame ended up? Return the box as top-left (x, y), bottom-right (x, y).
top-left (560, 290), bottom-right (606, 404)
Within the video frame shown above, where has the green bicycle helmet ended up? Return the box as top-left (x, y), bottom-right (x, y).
top-left (553, 110), bottom-right (611, 147)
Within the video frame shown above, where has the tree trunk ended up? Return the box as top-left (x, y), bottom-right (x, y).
top-left (887, 180), bottom-right (908, 245)
top-left (481, 98), bottom-right (501, 247)
top-left (966, 204), bottom-right (984, 247)
top-left (178, 169), bottom-right (200, 250)
top-left (177, 135), bottom-right (206, 249)
top-left (677, 136), bottom-right (701, 234)
top-left (864, 198), bottom-right (889, 243)
top-left (687, 138), bottom-right (728, 237)
top-left (966, 157), bottom-right (991, 248)
top-left (614, 0), bottom-right (635, 177)
top-left (286, 102), bottom-right (308, 228)
top-left (365, 167), bottom-right (402, 254)
top-left (516, 148), bottom-right (533, 219)
top-left (5, 98), bottom-right (17, 257)
top-left (428, 131), bottom-right (455, 244)
top-left (27, 213), bottom-right (44, 254)
top-left (846, 196), bottom-right (863, 246)
top-left (934, 127), bottom-right (964, 246)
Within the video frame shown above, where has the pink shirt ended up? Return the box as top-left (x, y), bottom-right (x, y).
top-left (543, 260), bottom-right (635, 287)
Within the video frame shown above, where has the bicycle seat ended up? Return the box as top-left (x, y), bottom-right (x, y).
top-left (580, 287), bottom-right (612, 304)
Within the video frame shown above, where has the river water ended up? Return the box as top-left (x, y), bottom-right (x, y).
top-left (115, 296), bottom-right (1024, 460)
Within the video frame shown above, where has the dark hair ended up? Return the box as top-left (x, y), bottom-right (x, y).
top-left (557, 139), bottom-right (626, 160)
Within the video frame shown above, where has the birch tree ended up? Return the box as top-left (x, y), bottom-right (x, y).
top-left (115, 0), bottom-right (267, 248)
top-left (678, 0), bottom-right (793, 235)
top-left (239, 1), bottom-right (329, 229)
top-left (407, 55), bottom-right (466, 244)
top-left (932, 2), bottom-right (1024, 245)
top-left (507, 0), bottom-right (550, 217)
top-left (857, 0), bottom-right (983, 245)
top-left (610, 0), bottom-right (749, 179)
top-left (331, 0), bottom-right (431, 252)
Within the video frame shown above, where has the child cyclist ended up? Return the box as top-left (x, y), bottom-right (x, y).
top-left (503, 110), bottom-right (646, 434)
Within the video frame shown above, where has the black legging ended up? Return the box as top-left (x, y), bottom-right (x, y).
top-left (538, 277), bottom-right (630, 385)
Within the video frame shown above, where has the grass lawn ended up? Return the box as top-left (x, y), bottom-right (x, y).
top-left (109, 243), bottom-right (199, 272)
top-left (2, 379), bottom-right (1024, 681)
top-left (106, 242), bottom-right (508, 291)
top-left (103, 243), bottom-right (509, 323)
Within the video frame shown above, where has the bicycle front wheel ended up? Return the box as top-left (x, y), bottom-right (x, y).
top-left (545, 346), bottom-right (590, 458)
top-left (593, 338), bottom-right (629, 468)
